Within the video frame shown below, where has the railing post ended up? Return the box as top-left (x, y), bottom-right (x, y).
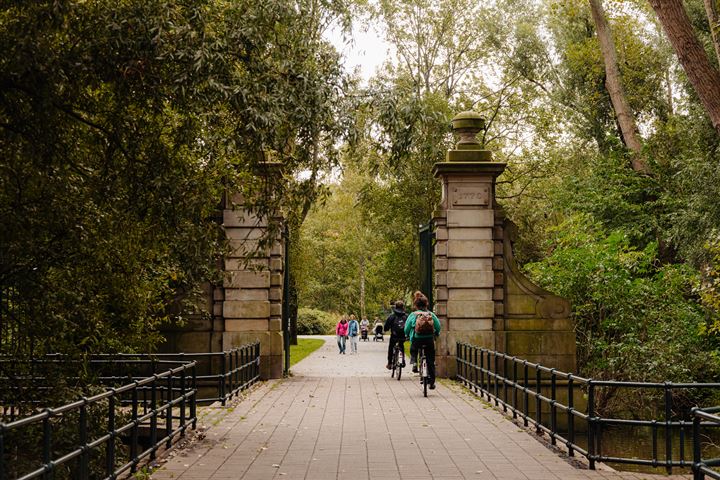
top-left (587, 380), bottom-right (595, 470)
top-left (234, 348), bottom-right (245, 396)
top-left (550, 369), bottom-right (557, 446)
top-left (568, 375), bottom-right (575, 457)
top-left (166, 372), bottom-right (173, 448)
top-left (665, 382), bottom-right (672, 474)
top-left (255, 343), bottom-right (260, 381)
top-left (191, 364), bottom-right (198, 429)
top-left (535, 367), bottom-right (542, 434)
top-left (131, 385), bottom-right (139, 473)
top-left (180, 368), bottom-right (187, 436)
top-left (106, 392), bottom-right (116, 478)
top-left (692, 408), bottom-right (702, 480)
top-left (244, 346), bottom-right (249, 389)
top-left (43, 409), bottom-right (52, 480)
top-left (502, 355), bottom-right (508, 412)
top-left (473, 346), bottom-right (478, 393)
top-left (512, 359), bottom-right (518, 419)
top-left (79, 398), bottom-right (89, 479)
top-left (523, 360), bottom-right (529, 427)
top-left (229, 350), bottom-right (235, 399)
top-left (220, 353), bottom-right (227, 406)
top-left (0, 424), bottom-right (5, 480)
top-left (150, 375), bottom-right (158, 460)
top-left (466, 344), bottom-right (471, 383)
top-left (456, 342), bottom-right (461, 382)
top-left (479, 349), bottom-right (485, 397)
top-left (493, 352), bottom-right (499, 406)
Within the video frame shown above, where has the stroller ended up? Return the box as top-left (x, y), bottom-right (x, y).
top-left (360, 324), bottom-right (369, 341)
top-left (373, 323), bottom-right (384, 342)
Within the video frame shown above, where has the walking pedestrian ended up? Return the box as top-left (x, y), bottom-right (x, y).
top-left (348, 315), bottom-right (360, 354)
top-left (336, 317), bottom-right (349, 354)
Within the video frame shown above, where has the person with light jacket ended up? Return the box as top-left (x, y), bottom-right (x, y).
top-left (404, 291), bottom-right (441, 389)
top-left (348, 315), bottom-right (360, 354)
top-left (336, 317), bottom-right (349, 354)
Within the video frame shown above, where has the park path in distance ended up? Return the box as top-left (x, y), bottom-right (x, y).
top-left (150, 335), bottom-right (688, 480)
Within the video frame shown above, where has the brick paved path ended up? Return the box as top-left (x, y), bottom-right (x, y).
top-left (150, 336), bottom-right (686, 480)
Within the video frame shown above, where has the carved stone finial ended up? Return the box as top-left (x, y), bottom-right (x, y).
top-left (451, 111), bottom-right (485, 147)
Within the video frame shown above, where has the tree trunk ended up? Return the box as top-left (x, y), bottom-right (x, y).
top-left (359, 257), bottom-right (366, 320)
top-left (704, 0), bottom-right (720, 68)
top-left (649, 0), bottom-right (720, 134)
top-left (589, 0), bottom-right (649, 173)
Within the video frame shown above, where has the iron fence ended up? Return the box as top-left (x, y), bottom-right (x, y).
top-left (0, 361), bottom-right (197, 480)
top-left (0, 342), bottom-right (261, 413)
top-left (456, 343), bottom-right (720, 474)
top-left (693, 407), bottom-right (720, 479)
top-left (91, 341), bottom-right (261, 405)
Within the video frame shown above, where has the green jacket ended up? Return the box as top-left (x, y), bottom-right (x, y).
top-left (404, 310), bottom-right (441, 343)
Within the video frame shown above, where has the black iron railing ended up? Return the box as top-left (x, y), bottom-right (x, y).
top-left (92, 342), bottom-right (261, 405)
top-left (0, 342), bottom-right (261, 412)
top-left (456, 343), bottom-right (720, 474)
top-left (0, 362), bottom-right (197, 480)
top-left (693, 407), bottom-right (720, 479)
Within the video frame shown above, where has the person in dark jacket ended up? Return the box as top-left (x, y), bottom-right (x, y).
top-left (384, 301), bottom-right (407, 370)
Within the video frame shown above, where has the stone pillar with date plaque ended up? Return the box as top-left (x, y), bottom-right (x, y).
top-left (433, 112), bottom-right (576, 377)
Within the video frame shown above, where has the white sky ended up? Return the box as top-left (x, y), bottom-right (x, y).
top-left (324, 21), bottom-right (393, 83)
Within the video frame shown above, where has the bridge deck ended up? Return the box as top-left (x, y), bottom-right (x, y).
top-left (150, 337), bottom-right (687, 480)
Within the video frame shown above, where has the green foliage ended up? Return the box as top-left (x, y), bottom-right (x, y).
top-left (294, 166), bottom-right (406, 316)
top-left (526, 215), bottom-right (719, 391)
top-left (699, 238), bottom-right (720, 335)
top-left (0, 0), bottom-right (349, 402)
top-left (296, 308), bottom-right (337, 335)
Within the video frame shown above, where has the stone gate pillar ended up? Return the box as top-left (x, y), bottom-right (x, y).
top-left (221, 173), bottom-right (285, 379)
top-left (159, 163), bottom-right (285, 379)
top-left (433, 112), bottom-right (576, 377)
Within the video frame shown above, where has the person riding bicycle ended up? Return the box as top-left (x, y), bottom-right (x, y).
top-left (404, 291), bottom-right (441, 389)
top-left (383, 300), bottom-right (407, 370)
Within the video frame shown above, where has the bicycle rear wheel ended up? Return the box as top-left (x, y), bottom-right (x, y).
top-left (421, 355), bottom-right (428, 397)
top-left (396, 350), bottom-right (403, 381)
top-left (391, 348), bottom-right (397, 378)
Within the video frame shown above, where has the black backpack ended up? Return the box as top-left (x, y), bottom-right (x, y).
top-left (391, 313), bottom-right (407, 337)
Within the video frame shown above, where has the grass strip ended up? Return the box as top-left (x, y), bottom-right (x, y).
top-left (289, 338), bottom-right (325, 367)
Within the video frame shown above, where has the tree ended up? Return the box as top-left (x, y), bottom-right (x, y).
top-left (588, 0), bottom-right (649, 172)
top-left (294, 166), bottom-right (398, 317)
top-left (649, 0), bottom-right (720, 133)
top-left (0, 0), bottom-right (349, 402)
top-left (703, 0), bottom-right (720, 67)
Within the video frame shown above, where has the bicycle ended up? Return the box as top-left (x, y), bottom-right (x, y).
top-left (390, 339), bottom-right (405, 380)
top-left (418, 344), bottom-right (429, 397)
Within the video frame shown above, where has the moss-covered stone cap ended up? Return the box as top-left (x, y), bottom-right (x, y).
top-left (451, 111), bottom-right (486, 133)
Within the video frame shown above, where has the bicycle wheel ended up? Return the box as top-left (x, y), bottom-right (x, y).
top-left (421, 354), bottom-right (428, 397)
top-left (391, 347), bottom-right (397, 378)
top-left (396, 349), bottom-right (403, 381)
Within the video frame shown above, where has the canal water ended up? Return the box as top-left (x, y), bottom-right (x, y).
top-left (573, 424), bottom-right (720, 474)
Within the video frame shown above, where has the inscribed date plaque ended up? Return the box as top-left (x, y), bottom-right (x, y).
top-left (451, 185), bottom-right (489, 206)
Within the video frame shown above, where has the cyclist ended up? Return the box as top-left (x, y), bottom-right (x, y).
top-left (384, 300), bottom-right (407, 370)
top-left (404, 291), bottom-right (441, 389)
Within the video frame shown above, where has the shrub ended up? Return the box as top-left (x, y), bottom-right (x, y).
top-left (525, 214), bottom-right (720, 415)
top-left (297, 308), bottom-right (336, 335)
